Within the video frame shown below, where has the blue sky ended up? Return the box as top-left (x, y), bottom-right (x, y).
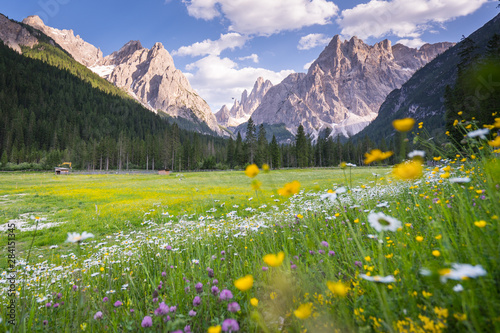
top-left (1, 0), bottom-right (498, 111)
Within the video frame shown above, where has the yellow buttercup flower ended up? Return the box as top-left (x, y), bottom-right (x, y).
top-left (494, 118), bottom-right (500, 128)
top-left (488, 136), bottom-right (500, 147)
top-left (432, 250), bottom-right (441, 257)
top-left (474, 221), bottom-right (487, 228)
top-left (340, 161), bottom-right (347, 169)
top-left (416, 236), bottom-right (424, 242)
top-left (364, 149), bottom-right (393, 164)
top-left (263, 252), bottom-right (285, 267)
top-left (250, 298), bottom-right (259, 307)
top-left (245, 164), bottom-right (259, 178)
top-left (208, 325), bottom-right (222, 333)
top-left (262, 163), bottom-right (270, 172)
top-left (294, 303), bottom-right (313, 319)
top-left (392, 161), bottom-right (423, 181)
top-left (440, 172), bottom-right (450, 179)
top-left (326, 281), bottom-right (348, 297)
top-left (278, 181), bottom-right (300, 196)
top-left (234, 275), bottom-right (254, 291)
top-left (392, 118), bottom-right (415, 132)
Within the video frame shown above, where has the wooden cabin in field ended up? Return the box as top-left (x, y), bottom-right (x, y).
top-left (55, 167), bottom-right (70, 175)
top-left (158, 170), bottom-right (170, 175)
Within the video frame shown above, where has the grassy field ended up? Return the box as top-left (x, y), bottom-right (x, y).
top-left (0, 167), bottom-right (387, 252)
top-left (0, 148), bottom-right (499, 332)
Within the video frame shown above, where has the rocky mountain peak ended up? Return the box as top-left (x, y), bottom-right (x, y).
top-left (215, 76), bottom-right (274, 128)
top-left (250, 35), bottom-right (454, 139)
top-left (23, 15), bottom-right (103, 67)
top-left (0, 14), bottom-right (39, 53)
top-left (22, 15), bottom-right (44, 27)
top-left (18, 15), bottom-right (223, 135)
top-left (101, 40), bottom-right (142, 66)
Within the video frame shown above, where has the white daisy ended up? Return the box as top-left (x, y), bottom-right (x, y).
top-left (440, 264), bottom-right (487, 283)
top-left (359, 274), bottom-right (395, 283)
top-left (66, 232), bottom-right (94, 243)
top-left (467, 128), bottom-right (489, 139)
top-left (408, 150), bottom-right (426, 159)
top-left (449, 177), bottom-right (471, 183)
top-left (367, 212), bottom-right (402, 232)
top-left (320, 192), bottom-right (337, 201)
top-left (453, 284), bottom-right (464, 292)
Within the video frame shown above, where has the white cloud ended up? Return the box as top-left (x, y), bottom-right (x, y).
top-left (238, 54), bottom-right (259, 63)
top-left (337, 0), bottom-right (489, 40)
top-left (173, 33), bottom-right (247, 57)
top-left (185, 55), bottom-right (294, 111)
top-left (303, 60), bottom-right (315, 70)
top-left (298, 33), bottom-right (331, 50)
top-left (397, 38), bottom-right (426, 49)
top-left (183, 0), bottom-right (339, 35)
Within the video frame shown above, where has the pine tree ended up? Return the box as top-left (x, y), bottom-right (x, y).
top-left (270, 135), bottom-right (280, 169)
top-left (226, 137), bottom-right (235, 168)
top-left (256, 124), bottom-right (268, 166)
top-left (295, 124), bottom-right (307, 168)
top-left (245, 118), bottom-right (257, 164)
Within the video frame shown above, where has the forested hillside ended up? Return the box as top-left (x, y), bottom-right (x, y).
top-left (0, 40), bottom-right (227, 171)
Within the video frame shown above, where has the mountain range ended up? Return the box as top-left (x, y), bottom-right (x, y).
top-left (355, 12), bottom-right (500, 142)
top-left (9, 15), bottom-right (224, 136)
top-left (232, 37), bottom-right (453, 140)
top-left (2, 12), bottom-right (498, 146)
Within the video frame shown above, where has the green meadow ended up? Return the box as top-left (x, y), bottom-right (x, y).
top-left (0, 155), bottom-right (499, 332)
top-left (0, 168), bottom-right (385, 251)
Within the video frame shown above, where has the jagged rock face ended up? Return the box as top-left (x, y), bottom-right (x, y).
top-left (0, 14), bottom-right (39, 53)
top-left (21, 16), bottom-right (223, 136)
top-left (23, 15), bottom-right (103, 67)
top-left (105, 41), bottom-right (223, 135)
top-left (216, 77), bottom-right (273, 128)
top-left (215, 105), bottom-right (231, 125)
top-left (251, 35), bottom-right (453, 138)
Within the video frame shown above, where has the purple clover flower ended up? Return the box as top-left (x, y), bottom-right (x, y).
top-left (211, 285), bottom-right (220, 296)
top-left (207, 268), bottom-right (214, 278)
top-left (222, 318), bottom-right (240, 332)
top-left (193, 296), bottom-right (201, 307)
top-left (328, 251), bottom-right (335, 256)
top-left (43, 320), bottom-right (48, 326)
top-left (219, 289), bottom-right (233, 301)
top-left (321, 241), bottom-right (329, 248)
top-left (114, 301), bottom-right (122, 307)
top-left (262, 266), bottom-right (269, 271)
top-left (355, 261), bottom-right (362, 268)
top-left (195, 282), bottom-right (203, 293)
top-left (318, 250), bottom-right (325, 255)
top-left (188, 310), bottom-right (197, 317)
top-left (103, 297), bottom-right (108, 303)
top-left (213, 279), bottom-right (219, 285)
top-left (94, 311), bottom-right (103, 320)
top-left (228, 302), bottom-right (241, 313)
top-left (141, 316), bottom-right (153, 328)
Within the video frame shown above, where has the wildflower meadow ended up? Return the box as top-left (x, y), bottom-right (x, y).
top-left (1, 117), bottom-right (500, 333)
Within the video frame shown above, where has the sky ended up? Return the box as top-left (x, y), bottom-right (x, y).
top-left (1, 0), bottom-right (498, 112)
